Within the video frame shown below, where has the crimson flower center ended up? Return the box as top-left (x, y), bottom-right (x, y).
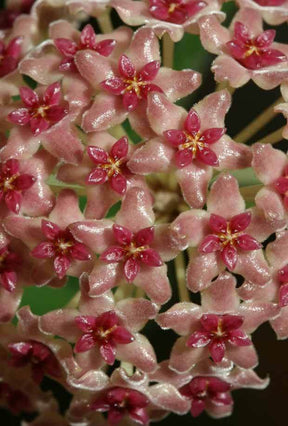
top-left (217, 226), bottom-right (240, 248)
top-left (31, 105), bottom-right (50, 119)
top-left (244, 42), bottom-right (260, 57)
top-left (124, 242), bottom-right (149, 259)
top-left (96, 325), bottom-right (117, 341)
top-left (0, 173), bottom-right (19, 192)
top-left (123, 76), bottom-right (148, 98)
top-left (54, 237), bottom-right (74, 255)
top-left (179, 131), bottom-right (207, 157)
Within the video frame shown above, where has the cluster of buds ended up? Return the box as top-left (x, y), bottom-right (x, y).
top-left (0, 0), bottom-right (287, 425)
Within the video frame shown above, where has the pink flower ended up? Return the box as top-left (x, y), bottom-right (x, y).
top-left (100, 224), bottom-right (163, 283)
top-left (199, 8), bottom-right (288, 89)
top-left (170, 173), bottom-right (272, 291)
top-left (7, 82), bottom-right (69, 136)
top-left (236, 0), bottom-right (288, 26)
top-left (275, 82), bottom-right (288, 139)
top-left (0, 37), bottom-right (23, 77)
top-left (57, 131), bottom-right (148, 219)
top-left (180, 376), bottom-right (232, 417)
top-left (76, 27), bottom-right (201, 137)
top-left (186, 313), bottom-right (252, 362)
top-left (86, 136), bottom-right (130, 195)
top-left (91, 386), bottom-right (150, 425)
top-left (128, 91), bottom-right (251, 209)
top-left (101, 54), bottom-right (162, 112)
top-left (252, 143), bottom-right (287, 226)
top-left (157, 272), bottom-right (279, 372)
top-left (0, 382), bottom-right (33, 415)
top-left (75, 311), bottom-right (134, 365)
top-left (31, 219), bottom-right (92, 279)
top-left (163, 108), bottom-right (225, 168)
top-left (111, 0), bottom-right (220, 42)
top-left (226, 22), bottom-right (286, 70)
top-left (0, 244), bottom-right (22, 292)
top-left (54, 24), bottom-right (116, 72)
top-left (8, 340), bottom-right (62, 384)
top-left (0, 158), bottom-right (36, 214)
top-left (198, 212), bottom-right (261, 271)
top-left (40, 276), bottom-right (158, 374)
top-left (70, 187), bottom-right (179, 304)
top-left (4, 190), bottom-right (94, 286)
top-left (148, 0), bottom-right (207, 24)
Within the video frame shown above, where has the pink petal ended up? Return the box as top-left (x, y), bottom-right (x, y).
top-left (86, 168), bottom-right (108, 185)
top-left (175, 148), bottom-right (193, 168)
top-left (99, 342), bottom-right (116, 365)
top-left (228, 329), bottom-right (252, 346)
top-left (201, 272), bottom-right (240, 313)
top-left (222, 315), bottom-right (244, 331)
top-left (75, 334), bottom-right (96, 353)
top-left (230, 212), bottom-right (251, 233)
top-left (19, 86), bottom-right (39, 107)
top-left (5, 190), bottom-right (22, 214)
top-left (197, 147), bottom-right (219, 166)
top-left (70, 243), bottom-right (91, 261)
top-left (184, 109), bottom-right (201, 133)
top-left (186, 331), bottom-right (211, 348)
top-left (124, 257), bottom-right (139, 282)
top-left (113, 224), bottom-right (133, 245)
top-left (116, 333), bottom-right (157, 373)
top-left (139, 248), bottom-right (163, 267)
top-left (198, 235), bottom-right (221, 253)
top-left (209, 340), bottom-right (226, 362)
top-left (101, 77), bottom-right (126, 95)
top-left (119, 54), bottom-right (136, 78)
top-left (221, 245), bottom-right (238, 270)
top-left (75, 315), bottom-right (97, 333)
top-left (209, 214), bottom-right (227, 233)
top-left (236, 235), bottom-right (262, 251)
top-left (176, 163), bottom-right (212, 209)
top-left (122, 91), bottom-right (139, 111)
top-left (54, 254), bottom-right (71, 278)
top-left (41, 219), bottom-right (61, 240)
top-left (201, 127), bottom-right (226, 144)
top-left (200, 314), bottom-right (219, 331)
top-left (138, 60), bottom-right (160, 81)
top-left (135, 227), bottom-right (154, 246)
top-left (255, 29), bottom-right (275, 48)
top-left (191, 399), bottom-right (205, 417)
top-left (14, 174), bottom-right (35, 191)
top-left (80, 24), bottom-right (96, 48)
top-left (54, 37), bottom-right (78, 57)
top-left (1, 271), bottom-right (17, 292)
top-left (100, 246), bottom-right (125, 262)
top-left (7, 108), bottom-right (30, 126)
top-left (29, 116), bottom-right (50, 136)
top-left (95, 39), bottom-right (116, 57)
top-left (110, 173), bottom-right (127, 195)
top-left (164, 129), bottom-right (186, 147)
top-left (110, 136), bottom-right (128, 159)
top-left (111, 326), bottom-right (134, 344)
top-left (31, 242), bottom-right (55, 258)
top-left (43, 82), bottom-right (61, 106)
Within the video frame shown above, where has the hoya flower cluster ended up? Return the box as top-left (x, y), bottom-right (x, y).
top-left (0, 0), bottom-right (287, 424)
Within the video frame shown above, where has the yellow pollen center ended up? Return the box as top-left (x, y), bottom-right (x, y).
top-left (97, 325), bottom-right (117, 340)
top-left (0, 174), bottom-right (18, 192)
top-left (125, 242), bottom-right (148, 258)
top-left (244, 44), bottom-right (260, 57)
top-left (124, 76), bottom-right (147, 98)
top-left (179, 132), bottom-right (204, 158)
top-left (169, 3), bottom-right (178, 13)
top-left (100, 157), bottom-right (124, 178)
top-left (32, 105), bottom-right (50, 119)
top-left (56, 239), bottom-right (73, 253)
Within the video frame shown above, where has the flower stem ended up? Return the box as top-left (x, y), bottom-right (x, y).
top-left (254, 126), bottom-right (285, 145)
top-left (47, 175), bottom-right (86, 195)
top-left (239, 184), bottom-right (263, 203)
top-left (120, 362), bottom-right (134, 376)
top-left (109, 124), bottom-right (128, 140)
top-left (175, 252), bottom-right (190, 302)
top-left (65, 291), bottom-right (80, 308)
top-left (97, 9), bottom-right (113, 33)
top-left (216, 81), bottom-right (235, 95)
top-left (234, 97), bottom-right (283, 143)
top-left (162, 33), bottom-right (174, 68)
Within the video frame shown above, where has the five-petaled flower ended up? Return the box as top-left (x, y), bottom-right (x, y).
top-left (86, 136), bottom-right (129, 195)
top-left (7, 82), bottom-right (69, 136)
top-left (149, 0), bottom-right (207, 24)
top-left (0, 159), bottom-right (36, 214)
top-left (180, 376), bottom-right (232, 417)
top-left (55, 24), bottom-right (116, 73)
top-left (74, 311), bottom-right (135, 365)
top-left (198, 212), bottom-right (262, 271)
top-left (101, 54), bottom-right (162, 112)
top-left (31, 219), bottom-right (92, 279)
top-left (90, 386), bottom-right (150, 425)
top-left (0, 37), bottom-right (23, 77)
top-left (0, 245), bottom-right (22, 292)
